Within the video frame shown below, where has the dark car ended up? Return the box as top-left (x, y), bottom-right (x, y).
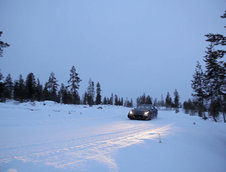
top-left (128, 104), bottom-right (158, 120)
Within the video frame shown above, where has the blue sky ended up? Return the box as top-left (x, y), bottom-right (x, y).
top-left (0, 0), bottom-right (225, 102)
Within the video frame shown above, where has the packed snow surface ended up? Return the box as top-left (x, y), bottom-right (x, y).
top-left (0, 101), bottom-right (226, 172)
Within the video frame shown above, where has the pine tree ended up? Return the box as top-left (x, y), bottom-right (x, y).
top-left (15, 75), bottom-right (26, 101)
top-left (120, 97), bottom-right (124, 106)
top-left (36, 78), bottom-right (43, 101)
top-left (114, 94), bottom-right (118, 105)
top-left (103, 97), bottom-right (107, 104)
top-left (146, 95), bottom-right (152, 104)
top-left (83, 91), bottom-right (88, 105)
top-left (0, 72), bottom-right (5, 101)
top-left (191, 62), bottom-right (206, 116)
top-left (43, 83), bottom-right (50, 101)
top-left (173, 89), bottom-right (180, 109)
top-left (87, 79), bottom-right (95, 106)
top-left (46, 72), bottom-right (58, 102)
top-left (136, 94), bottom-right (146, 105)
top-left (203, 36), bottom-right (225, 120)
top-left (4, 74), bottom-right (13, 99)
top-left (165, 92), bottom-right (172, 108)
top-left (14, 80), bottom-right (20, 100)
top-left (25, 73), bottom-right (36, 100)
top-left (109, 93), bottom-right (113, 105)
top-left (59, 83), bottom-right (72, 104)
top-left (95, 82), bottom-right (102, 105)
top-left (67, 66), bottom-right (81, 104)
top-left (0, 31), bottom-right (10, 57)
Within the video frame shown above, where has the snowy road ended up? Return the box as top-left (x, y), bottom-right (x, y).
top-left (0, 101), bottom-right (226, 172)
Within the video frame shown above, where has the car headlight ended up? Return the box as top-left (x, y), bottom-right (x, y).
top-left (144, 111), bottom-right (149, 116)
top-left (129, 110), bottom-right (134, 115)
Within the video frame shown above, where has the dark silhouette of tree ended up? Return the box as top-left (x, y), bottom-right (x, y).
top-left (0, 31), bottom-right (10, 57)
top-left (46, 72), bottom-right (58, 102)
top-left (14, 75), bottom-right (26, 101)
top-left (4, 74), bottom-right (13, 99)
top-left (145, 95), bottom-right (152, 104)
top-left (59, 83), bottom-right (72, 104)
top-left (103, 97), bottom-right (107, 104)
top-left (119, 97), bottom-right (123, 106)
top-left (114, 94), bottom-right (119, 105)
top-left (173, 89), bottom-right (180, 108)
top-left (203, 34), bottom-right (225, 121)
top-left (165, 92), bottom-right (172, 108)
top-left (87, 79), bottom-right (95, 106)
top-left (43, 83), bottom-right (50, 100)
top-left (36, 78), bottom-right (43, 101)
top-left (191, 62), bottom-right (206, 116)
top-left (25, 73), bottom-right (36, 101)
top-left (83, 91), bottom-right (88, 105)
top-left (188, 11), bottom-right (226, 121)
top-left (67, 66), bottom-right (81, 104)
top-left (136, 94), bottom-right (153, 105)
top-left (109, 93), bottom-right (113, 105)
top-left (95, 82), bottom-right (102, 105)
top-left (0, 73), bottom-right (5, 101)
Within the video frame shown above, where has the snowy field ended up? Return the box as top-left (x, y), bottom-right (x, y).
top-left (0, 101), bottom-right (226, 172)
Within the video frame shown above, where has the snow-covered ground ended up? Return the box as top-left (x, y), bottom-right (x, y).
top-left (0, 101), bottom-right (225, 172)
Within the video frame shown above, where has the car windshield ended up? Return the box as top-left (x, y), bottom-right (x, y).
top-left (135, 105), bottom-right (152, 110)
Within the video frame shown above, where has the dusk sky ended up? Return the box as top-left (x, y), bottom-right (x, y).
top-left (0, 0), bottom-right (225, 102)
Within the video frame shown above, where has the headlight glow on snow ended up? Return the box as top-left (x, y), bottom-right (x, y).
top-left (129, 110), bottom-right (134, 115)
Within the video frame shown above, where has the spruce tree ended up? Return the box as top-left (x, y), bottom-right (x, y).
top-left (173, 89), bottom-right (180, 108)
top-left (120, 97), bottom-right (124, 106)
top-left (191, 62), bottom-right (206, 116)
top-left (59, 83), bottom-right (72, 104)
top-left (165, 92), bottom-right (172, 108)
top-left (46, 72), bottom-right (58, 102)
top-left (4, 74), bottom-right (13, 99)
top-left (114, 94), bottom-right (118, 105)
top-left (87, 79), bottom-right (95, 106)
top-left (83, 91), bottom-right (88, 105)
top-left (136, 94), bottom-right (146, 105)
top-left (25, 73), bottom-right (36, 100)
top-left (0, 72), bottom-right (4, 101)
top-left (43, 83), bottom-right (50, 101)
top-left (203, 37), bottom-right (225, 120)
top-left (67, 66), bottom-right (81, 104)
top-left (36, 78), bottom-right (43, 101)
top-left (14, 75), bottom-right (26, 101)
top-left (146, 95), bottom-right (152, 104)
top-left (14, 80), bottom-right (20, 101)
top-left (110, 93), bottom-right (113, 105)
top-left (103, 97), bottom-right (107, 104)
top-left (95, 82), bottom-right (102, 105)
top-left (202, 11), bottom-right (225, 121)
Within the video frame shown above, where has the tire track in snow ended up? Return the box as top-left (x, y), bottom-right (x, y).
top-left (0, 122), bottom-right (173, 171)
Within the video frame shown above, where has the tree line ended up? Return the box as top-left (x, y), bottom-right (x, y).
top-left (184, 11), bottom-right (226, 122)
top-left (0, 66), bottom-right (135, 107)
top-left (136, 90), bottom-right (180, 109)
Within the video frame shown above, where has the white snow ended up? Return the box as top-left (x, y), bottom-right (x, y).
top-left (0, 101), bottom-right (225, 172)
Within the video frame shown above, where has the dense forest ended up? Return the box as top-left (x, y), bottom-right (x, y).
top-left (0, 65), bottom-right (181, 110)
